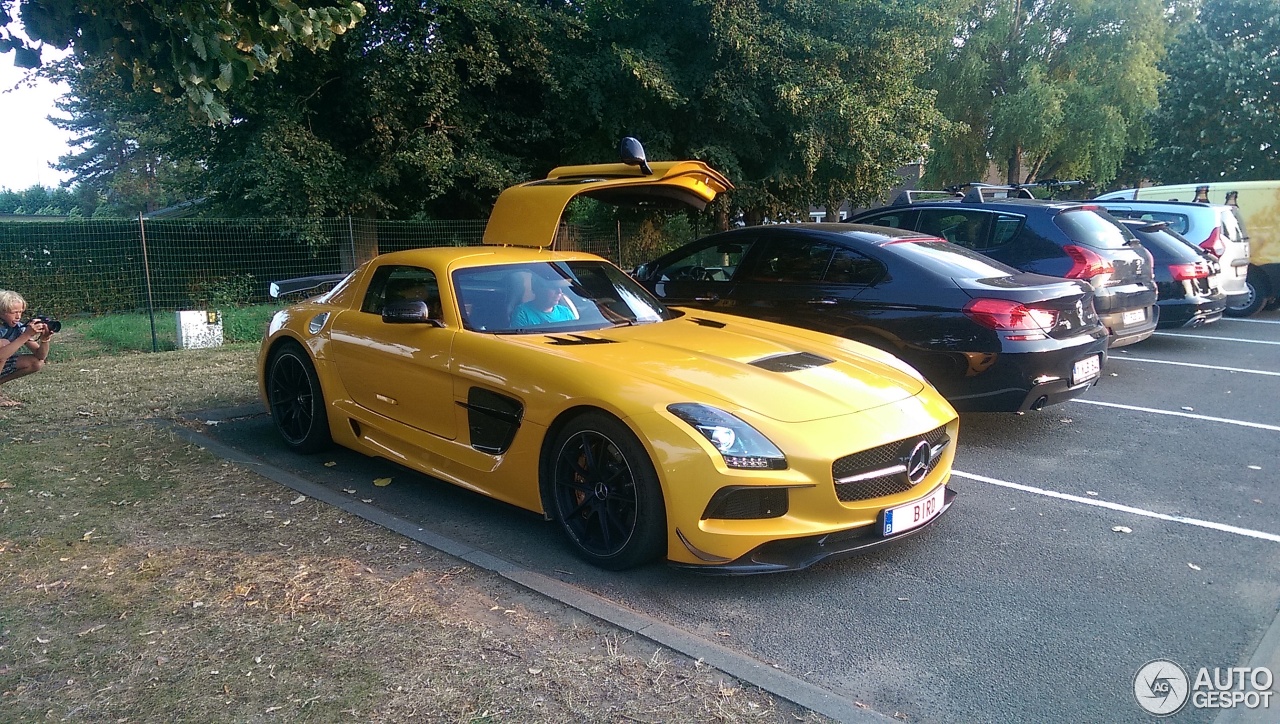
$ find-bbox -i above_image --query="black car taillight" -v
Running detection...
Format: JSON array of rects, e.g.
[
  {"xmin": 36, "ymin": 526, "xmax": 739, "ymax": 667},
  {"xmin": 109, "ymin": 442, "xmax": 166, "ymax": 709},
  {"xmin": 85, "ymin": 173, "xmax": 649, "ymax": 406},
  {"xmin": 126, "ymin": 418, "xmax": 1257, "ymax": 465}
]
[
  {"xmin": 963, "ymin": 298, "xmax": 1059, "ymax": 341},
  {"xmin": 1169, "ymin": 261, "xmax": 1211, "ymax": 281},
  {"xmin": 1063, "ymin": 245, "xmax": 1115, "ymax": 280}
]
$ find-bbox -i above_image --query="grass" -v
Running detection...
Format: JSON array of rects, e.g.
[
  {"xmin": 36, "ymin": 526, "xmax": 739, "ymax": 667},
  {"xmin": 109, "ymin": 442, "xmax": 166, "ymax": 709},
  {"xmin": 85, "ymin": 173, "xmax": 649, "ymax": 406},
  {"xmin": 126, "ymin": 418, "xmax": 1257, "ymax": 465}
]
[
  {"xmin": 0, "ymin": 328, "xmax": 825, "ymax": 722},
  {"xmin": 73, "ymin": 305, "xmax": 282, "ymax": 353}
]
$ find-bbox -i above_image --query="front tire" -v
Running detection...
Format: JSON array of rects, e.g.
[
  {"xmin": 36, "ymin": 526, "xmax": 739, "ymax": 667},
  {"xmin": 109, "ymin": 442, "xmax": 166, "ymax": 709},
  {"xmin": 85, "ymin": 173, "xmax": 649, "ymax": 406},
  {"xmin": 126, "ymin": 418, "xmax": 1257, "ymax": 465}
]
[
  {"xmin": 548, "ymin": 413, "xmax": 667, "ymax": 570},
  {"xmin": 266, "ymin": 342, "xmax": 333, "ymax": 453}
]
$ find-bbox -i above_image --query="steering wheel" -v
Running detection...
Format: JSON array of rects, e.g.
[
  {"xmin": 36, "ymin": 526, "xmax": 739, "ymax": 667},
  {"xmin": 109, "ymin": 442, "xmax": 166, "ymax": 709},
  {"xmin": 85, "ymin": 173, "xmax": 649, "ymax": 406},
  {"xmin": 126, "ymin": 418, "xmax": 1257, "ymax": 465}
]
[{"xmin": 688, "ymin": 266, "xmax": 709, "ymax": 281}]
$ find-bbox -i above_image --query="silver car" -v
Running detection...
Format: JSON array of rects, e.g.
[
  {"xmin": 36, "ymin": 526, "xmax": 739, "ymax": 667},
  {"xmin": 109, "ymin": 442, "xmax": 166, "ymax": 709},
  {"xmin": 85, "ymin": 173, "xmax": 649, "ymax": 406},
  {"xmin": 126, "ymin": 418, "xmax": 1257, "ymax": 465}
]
[{"xmin": 1090, "ymin": 199, "xmax": 1250, "ymax": 313}]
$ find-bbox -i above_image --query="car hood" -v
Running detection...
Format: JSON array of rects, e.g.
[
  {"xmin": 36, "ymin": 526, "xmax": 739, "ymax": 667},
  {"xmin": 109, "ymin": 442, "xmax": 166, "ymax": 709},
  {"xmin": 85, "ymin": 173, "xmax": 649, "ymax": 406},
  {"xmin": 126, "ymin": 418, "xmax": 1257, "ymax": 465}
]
[{"xmin": 503, "ymin": 314, "xmax": 927, "ymax": 423}]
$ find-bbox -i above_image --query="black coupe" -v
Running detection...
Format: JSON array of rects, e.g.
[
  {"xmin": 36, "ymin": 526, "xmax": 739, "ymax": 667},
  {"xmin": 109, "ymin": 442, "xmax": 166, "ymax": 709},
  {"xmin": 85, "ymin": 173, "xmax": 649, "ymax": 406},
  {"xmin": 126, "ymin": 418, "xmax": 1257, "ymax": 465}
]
[{"xmin": 635, "ymin": 224, "xmax": 1110, "ymax": 412}]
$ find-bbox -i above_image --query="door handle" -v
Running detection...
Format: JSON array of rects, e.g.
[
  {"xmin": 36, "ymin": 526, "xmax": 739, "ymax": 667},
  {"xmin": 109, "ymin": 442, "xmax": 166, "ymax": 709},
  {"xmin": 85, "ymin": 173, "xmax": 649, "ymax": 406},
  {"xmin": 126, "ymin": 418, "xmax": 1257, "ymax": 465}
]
[
  {"xmin": 807, "ymin": 298, "xmax": 838, "ymax": 305},
  {"xmin": 693, "ymin": 294, "xmax": 720, "ymax": 302}
]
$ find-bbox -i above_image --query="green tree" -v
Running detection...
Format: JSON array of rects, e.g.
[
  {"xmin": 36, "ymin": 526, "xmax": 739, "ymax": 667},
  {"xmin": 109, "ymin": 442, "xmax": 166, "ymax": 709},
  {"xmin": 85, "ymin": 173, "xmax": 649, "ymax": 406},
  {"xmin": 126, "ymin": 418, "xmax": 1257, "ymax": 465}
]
[
  {"xmin": 923, "ymin": 0, "xmax": 1170, "ymax": 189},
  {"xmin": 550, "ymin": 0, "xmax": 954, "ymax": 224},
  {"xmin": 48, "ymin": 57, "xmax": 205, "ymax": 217},
  {"xmin": 1144, "ymin": 0, "xmax": 1280, "ymax": 183},
  {"xmin": 2, "ymin": 0, "xmax": 365, "ymax": 122}
]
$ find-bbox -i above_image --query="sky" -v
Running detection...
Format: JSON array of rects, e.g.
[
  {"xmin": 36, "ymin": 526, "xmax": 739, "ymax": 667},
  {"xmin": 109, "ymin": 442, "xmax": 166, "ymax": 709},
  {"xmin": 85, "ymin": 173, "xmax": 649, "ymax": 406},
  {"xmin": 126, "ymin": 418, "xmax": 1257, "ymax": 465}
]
[{"xmin": 0, "ymin": 49, "xmax": 75, "ymax": 193}]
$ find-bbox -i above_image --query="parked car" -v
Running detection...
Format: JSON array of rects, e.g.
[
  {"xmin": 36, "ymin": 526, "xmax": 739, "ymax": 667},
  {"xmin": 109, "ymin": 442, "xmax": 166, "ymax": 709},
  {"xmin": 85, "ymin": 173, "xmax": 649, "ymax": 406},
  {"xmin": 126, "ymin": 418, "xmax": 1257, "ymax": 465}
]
[
  {"xmin": 1090, "ymin": 199, "xmax": 1249, "ymax": 312},
  {"xmin": 635, "ymin": 224, "xmax": 1108, "ymax": 413},
  {"xmin": 259, "ymin": 144, "xmax": 959, "ymax": 574},
  {"xmin": 1115, "ymin": 219, "xmax": 1226, "ymax": 328},
  {"xmin": 1096, "ymin": 181, "xmax": 1279, "ymax": 316},
  {"xmin": 848, "ymin": 186, "xmax": 1159, "ymax": 347}
]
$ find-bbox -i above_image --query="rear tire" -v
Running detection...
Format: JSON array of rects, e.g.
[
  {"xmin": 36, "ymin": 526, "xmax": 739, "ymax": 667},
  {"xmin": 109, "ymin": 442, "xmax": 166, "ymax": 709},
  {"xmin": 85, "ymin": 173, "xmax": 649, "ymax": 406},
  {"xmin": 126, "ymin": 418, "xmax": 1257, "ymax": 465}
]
[
  {"xmin": 266, "ymin": 342, "xmax": 333, "ymax": 453},
  {"xmin": 547, "ymin": 412, "xmax": 667, "ymax": 570},
  {"xmin": 1225, "ymin": 268, "xmax": 1271, "ymax": 318}
]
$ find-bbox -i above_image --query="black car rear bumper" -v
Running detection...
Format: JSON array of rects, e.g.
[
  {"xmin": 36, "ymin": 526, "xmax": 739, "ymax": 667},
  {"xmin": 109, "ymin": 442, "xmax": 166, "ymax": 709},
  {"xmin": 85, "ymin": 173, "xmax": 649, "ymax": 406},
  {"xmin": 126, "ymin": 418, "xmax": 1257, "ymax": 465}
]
[
  {"xmin": 1100, "ymin": 305, "xmax": 1159, "ymax": 347},
  {"xmin": 1157, "ymin": 294, "xmax": 1227, "ymax": 329},
  {"xmin": 931, "ymin": 333, "xmax": 1109, "ymax": 413},
  {"xmin": 670, "ymin": 487, "xmax": 957, "ymax": 575}
]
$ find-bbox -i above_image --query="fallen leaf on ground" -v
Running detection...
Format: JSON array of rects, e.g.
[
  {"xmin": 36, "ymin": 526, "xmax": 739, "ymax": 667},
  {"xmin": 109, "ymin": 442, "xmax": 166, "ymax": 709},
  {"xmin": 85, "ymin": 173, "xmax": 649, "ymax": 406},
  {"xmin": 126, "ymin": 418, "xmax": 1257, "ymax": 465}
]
[
  {"xmin": 289, "ymin": 495, "xmax": 306, "ymax": 505},
  {"xmin": 1188, "ymin": 563, "xmax": 1201, "ymax": 571},
  {"xmin": 373, "ymin": 477, "xmax": 392, "ymax": 487},
  {"xmin": 1112, "ymin": 526, "xmax": 1132, "ymax": 534},
  {"xmin": 324, "ymin": 461, "xmax": 337, "ymax": 467}
]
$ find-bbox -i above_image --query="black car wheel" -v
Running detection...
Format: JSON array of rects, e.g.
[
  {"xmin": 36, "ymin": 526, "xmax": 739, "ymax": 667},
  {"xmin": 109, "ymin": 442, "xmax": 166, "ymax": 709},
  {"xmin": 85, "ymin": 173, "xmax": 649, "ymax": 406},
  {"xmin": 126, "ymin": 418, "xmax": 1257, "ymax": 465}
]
[
  {"xmin": 1225, "ymin": 270, "xmax": 1272, "ymax": 318},
  {"xmin": 267, "ymin": 342, "xmax": 332, "ymax": 453},
  {"xmin": 549, "ymin": 413, "xmax": 666, "ymax": 570}
]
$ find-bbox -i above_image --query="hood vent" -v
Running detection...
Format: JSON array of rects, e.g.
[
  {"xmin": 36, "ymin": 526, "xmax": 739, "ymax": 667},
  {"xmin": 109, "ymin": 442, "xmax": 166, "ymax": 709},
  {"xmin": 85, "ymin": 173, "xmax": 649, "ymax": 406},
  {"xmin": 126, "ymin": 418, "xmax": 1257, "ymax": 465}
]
[
  {"xmin": 749, "ymin": 352, "xmax": 835, "ymax": 373},
  {"xmin": 546, "ymin": 334, "xmax": 618, "ymax": 346},
  {"xmin": 689, "ymin": 317, "xmax": 727, "ymax": 328}
]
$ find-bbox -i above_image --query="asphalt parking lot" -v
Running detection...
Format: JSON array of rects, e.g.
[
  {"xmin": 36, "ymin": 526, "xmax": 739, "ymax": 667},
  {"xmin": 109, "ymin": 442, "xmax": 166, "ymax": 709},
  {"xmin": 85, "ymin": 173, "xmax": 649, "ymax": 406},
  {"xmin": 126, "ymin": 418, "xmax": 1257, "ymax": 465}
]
[{"xmin": 196, "ymin": 309, "xmax": 1280, "ymax": 723}]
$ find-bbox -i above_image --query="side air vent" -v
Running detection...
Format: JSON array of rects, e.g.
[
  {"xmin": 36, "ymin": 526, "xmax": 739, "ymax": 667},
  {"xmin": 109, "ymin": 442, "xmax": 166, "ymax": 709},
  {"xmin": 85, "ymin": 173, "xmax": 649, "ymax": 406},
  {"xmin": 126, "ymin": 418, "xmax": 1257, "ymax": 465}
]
[
  {"xmin": 749, "ymin": 352, "xmax": 835, "ymax": 373},
  {"xmin": 689, "ymin": 317, "xmax": 727, "ymax": 328}
]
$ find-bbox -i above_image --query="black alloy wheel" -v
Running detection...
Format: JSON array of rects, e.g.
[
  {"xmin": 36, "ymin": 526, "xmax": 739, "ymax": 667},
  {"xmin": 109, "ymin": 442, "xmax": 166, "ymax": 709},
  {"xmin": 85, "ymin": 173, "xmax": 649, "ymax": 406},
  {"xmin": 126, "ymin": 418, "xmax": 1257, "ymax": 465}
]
[
  {"xmin": 267, "ymin": 343, "xmax": 332, "ymax": 453},
  {"xmin": 549, "ymin": 413, "xmax": 666, "ymax": 570}
]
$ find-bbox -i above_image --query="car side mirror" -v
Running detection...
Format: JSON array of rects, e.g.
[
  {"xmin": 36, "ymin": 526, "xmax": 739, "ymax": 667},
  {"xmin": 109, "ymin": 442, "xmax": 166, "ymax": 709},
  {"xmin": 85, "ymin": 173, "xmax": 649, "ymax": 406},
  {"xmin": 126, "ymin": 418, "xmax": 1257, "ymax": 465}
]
[
  {"xmin": 633, "ymin": 262, "xmax": 652, "ymax": 281},
  {"xmin": 382, "ymin": 300, "xmax": 444, "ymax": 326},
  {"xmin": 619, "ymin": 137, "xmax": 653, "ymax": 175}
]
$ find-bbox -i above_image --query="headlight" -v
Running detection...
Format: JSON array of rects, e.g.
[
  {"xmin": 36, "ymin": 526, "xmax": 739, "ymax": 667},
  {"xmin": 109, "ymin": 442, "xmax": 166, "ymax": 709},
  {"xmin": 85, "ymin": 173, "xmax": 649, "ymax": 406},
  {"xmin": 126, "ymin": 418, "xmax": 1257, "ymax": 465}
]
[{"xmin": 667, "ymin": 403, "xmax": 787, "ymax": 470}]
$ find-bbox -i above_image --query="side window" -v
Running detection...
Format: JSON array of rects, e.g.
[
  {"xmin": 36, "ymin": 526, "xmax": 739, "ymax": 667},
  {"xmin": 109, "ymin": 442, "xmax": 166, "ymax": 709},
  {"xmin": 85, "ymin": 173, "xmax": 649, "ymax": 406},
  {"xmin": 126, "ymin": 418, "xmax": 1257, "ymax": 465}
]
[
  {"xmin": 824, "ymin": 247, "xmax": 883, "ymax": 285},
  {"xmin": 743, "ymin": 238, "xmax": 836, "ymax": 283},
  {"xmin": 362, "ymin": 265, "xmax": 441, "ymax": 317},
  {"xmin": 858, "ymin": 210, "xmax": 918, "ymax": 230},
  {"xmin": 991, "ymin": 213, "xmax": 1024, "ymax": 246},
  {"xmin": 918, "ymin": 210, "xmax": 993, "ymax": 250},
  {"xmin": 656, "ymin": 237, "xmax": 755, "ymax": 282}
]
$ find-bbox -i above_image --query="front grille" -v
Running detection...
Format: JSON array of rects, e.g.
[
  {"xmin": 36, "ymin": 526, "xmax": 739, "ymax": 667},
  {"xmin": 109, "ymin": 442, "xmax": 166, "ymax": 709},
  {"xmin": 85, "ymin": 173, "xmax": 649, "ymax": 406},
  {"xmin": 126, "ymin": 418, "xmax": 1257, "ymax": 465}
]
[{"xmin": 832, "ymin": 425, "xmax": 949, "ymax": 503}]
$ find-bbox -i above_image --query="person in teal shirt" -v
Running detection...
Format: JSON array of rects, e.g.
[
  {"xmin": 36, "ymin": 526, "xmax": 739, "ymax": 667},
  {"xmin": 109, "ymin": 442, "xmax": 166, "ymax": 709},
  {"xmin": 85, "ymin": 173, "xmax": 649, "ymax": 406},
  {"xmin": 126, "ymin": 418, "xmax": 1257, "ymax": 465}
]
[{"xmin": 512, "ymin": 275, "xmax": 579, "ymax": 327}]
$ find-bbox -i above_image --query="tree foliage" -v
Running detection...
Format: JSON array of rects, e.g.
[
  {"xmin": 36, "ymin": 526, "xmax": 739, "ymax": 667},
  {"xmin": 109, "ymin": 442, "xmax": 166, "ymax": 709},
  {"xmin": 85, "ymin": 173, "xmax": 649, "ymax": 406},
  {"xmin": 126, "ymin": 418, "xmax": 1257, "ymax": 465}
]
[
  {"xmin": 3, "ymin": 0, "xmax": 365, "ymax": 122},
  {"xmin": 923, "ymin": 0, "xmax": 1170, "ymax": 188},
  {"xmin": 1144, "ymin": 0, "xmax": 1280, "ymax": 182},
  {"xmin": 48, "ymin": 0, "xmax": 957, "ymax": 222}
]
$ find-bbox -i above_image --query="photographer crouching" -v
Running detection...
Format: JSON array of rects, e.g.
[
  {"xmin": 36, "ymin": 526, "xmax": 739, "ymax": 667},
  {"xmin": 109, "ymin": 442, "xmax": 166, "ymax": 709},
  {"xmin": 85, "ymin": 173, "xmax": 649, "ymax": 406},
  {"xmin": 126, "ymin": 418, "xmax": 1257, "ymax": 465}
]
[{"xmin": 0, "ymin": 290, "xmax": 58, "ymax": 408}]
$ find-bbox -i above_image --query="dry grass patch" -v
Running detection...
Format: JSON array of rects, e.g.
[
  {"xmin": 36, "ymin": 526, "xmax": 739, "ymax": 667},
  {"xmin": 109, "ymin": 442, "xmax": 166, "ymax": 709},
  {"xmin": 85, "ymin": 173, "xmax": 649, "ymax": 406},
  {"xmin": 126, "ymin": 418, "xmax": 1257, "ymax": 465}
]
[{"xmin": 0, "ymin": 338, "xmax": 826, "ymax": 722}]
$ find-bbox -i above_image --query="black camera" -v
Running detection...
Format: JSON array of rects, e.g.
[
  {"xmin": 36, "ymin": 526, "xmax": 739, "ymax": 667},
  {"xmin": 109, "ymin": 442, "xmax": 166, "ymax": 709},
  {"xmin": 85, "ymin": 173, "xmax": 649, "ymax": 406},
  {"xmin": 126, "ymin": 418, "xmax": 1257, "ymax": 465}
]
[{"xmin": 25, "ymin": 315, "xmax": 62, "ymax": 333}]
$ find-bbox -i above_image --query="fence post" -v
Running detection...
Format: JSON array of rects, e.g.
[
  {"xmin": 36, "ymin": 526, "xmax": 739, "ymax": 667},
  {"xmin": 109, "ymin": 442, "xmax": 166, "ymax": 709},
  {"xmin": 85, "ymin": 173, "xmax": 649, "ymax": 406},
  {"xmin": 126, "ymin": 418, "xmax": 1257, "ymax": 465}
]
[
  {"xmin": 347, "ymin": 216, "xmax": 356, "ymax": 271},
  {"xmin": 138, "ymin": 214, "xmax": 159, "ymax": 353}
]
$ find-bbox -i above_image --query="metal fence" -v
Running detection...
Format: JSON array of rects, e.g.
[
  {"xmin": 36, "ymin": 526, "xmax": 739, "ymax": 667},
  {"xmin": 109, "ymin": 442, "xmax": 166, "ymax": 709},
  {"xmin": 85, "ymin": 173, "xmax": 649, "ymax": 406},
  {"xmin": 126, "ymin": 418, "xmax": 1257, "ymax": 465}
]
[{"xmin": 0, "ymin": 216, "xmax": 640, "ymax": 319}]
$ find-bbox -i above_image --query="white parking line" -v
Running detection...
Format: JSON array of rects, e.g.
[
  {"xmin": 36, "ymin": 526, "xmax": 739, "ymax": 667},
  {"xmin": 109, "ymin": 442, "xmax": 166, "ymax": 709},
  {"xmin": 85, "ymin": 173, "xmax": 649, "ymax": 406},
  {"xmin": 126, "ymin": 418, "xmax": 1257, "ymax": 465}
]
[
  {"xmin": 1111, "ymin": 356, "xmax": 1280, "ymax": 377},
  {"xmin": 1072, "ymin": 399, "xmax": 1280, "ymax": 431},
  {"xmin": 952, "ymin": 470, "xmax": 1280, "ymax": 543},
  {"xmin": 1219, "ymin": 317, "xmax": 1280, "ymax": 325},
  {"xmin": 1154, "ymin": 332, "xmax": 1280, "ymax": 345}
]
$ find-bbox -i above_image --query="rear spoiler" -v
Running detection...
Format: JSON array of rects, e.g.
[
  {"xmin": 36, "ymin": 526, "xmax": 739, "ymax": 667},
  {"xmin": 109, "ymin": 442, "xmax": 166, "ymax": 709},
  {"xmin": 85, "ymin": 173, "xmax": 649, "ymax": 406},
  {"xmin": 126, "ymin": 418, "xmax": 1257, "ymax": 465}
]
[{"xmin": 269, "ymin": 273, "xmax": 348, "ymax": 299}]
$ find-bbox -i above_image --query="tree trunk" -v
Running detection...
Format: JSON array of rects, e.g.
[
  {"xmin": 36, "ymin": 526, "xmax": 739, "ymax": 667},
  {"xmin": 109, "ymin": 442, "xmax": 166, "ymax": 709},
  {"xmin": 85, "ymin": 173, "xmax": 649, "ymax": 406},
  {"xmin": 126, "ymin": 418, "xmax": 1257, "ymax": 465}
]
[
  {"xmin": 824, "ymin": 197, "xmax": 843, "ymax": 222},
  {"xmin": 744, "ymin": 209, "xmax": 765, "ymax": 227},
  {"xmin": 1007, "ymin": 146, "xmax": 1022, "ymax": 187}
]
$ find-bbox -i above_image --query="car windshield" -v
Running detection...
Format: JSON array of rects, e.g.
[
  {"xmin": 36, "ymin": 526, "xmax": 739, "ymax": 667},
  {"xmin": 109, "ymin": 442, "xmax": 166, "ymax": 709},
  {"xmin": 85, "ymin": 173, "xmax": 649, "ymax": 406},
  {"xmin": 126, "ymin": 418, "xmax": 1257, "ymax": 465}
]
[
  {"xmin": 453, "ymin": 260, "xmax": 676, "ymax": 334},
  {"xmin": 1054, "ymin": 208, "xmax": 1133, "ymax": 249}
]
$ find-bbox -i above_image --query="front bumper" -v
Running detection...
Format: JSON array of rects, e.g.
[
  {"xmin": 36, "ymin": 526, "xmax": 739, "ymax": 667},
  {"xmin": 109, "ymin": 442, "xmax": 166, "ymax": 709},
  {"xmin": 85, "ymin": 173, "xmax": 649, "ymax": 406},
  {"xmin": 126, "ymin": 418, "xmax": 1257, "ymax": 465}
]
[{"xmin": 670, "ymin": 486, "xmax": 957, "ymax": 574}]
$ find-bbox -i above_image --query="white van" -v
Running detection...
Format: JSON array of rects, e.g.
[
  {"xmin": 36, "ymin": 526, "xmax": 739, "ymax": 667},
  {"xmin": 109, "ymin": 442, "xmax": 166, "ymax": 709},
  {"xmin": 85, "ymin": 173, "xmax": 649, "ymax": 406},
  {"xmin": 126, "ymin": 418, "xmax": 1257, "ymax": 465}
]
[{"xmin": 1096, "ymin": 181, "xmax": 1280, "ymax": 316}]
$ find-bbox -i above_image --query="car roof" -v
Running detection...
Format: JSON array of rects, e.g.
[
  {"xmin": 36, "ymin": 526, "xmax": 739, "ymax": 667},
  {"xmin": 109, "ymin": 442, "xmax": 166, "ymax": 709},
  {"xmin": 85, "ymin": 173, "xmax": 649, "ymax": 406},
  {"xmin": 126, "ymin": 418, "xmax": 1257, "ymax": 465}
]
[
  {"xmin": 372, "ymin": 246, "xmax": 607, "ymax": 272},
  {"xmin": 721, "ymin": 222, "xmax": 942, "ymax": 246}
]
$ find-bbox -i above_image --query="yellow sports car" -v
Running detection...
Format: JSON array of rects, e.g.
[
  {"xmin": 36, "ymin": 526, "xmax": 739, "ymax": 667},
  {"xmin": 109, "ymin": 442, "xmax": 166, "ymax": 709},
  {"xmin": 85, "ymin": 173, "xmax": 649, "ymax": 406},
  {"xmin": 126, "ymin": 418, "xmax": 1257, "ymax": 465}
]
[{"xmin": 258, "ymin": 142, "xmax": 959, "ymax": 573}]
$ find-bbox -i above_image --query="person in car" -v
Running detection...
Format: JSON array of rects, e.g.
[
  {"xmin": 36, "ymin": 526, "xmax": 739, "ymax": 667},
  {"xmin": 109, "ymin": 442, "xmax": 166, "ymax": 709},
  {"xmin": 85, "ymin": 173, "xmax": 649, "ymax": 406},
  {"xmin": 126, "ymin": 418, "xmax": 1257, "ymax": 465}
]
[{"xmin": 512, "ymin": 275, "xmax": 579, "ymax": 326}]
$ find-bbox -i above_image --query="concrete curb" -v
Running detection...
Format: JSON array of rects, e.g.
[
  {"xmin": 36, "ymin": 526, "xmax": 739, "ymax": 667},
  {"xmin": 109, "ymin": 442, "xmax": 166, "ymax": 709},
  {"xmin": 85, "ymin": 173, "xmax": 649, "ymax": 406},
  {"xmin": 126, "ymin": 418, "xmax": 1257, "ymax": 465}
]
[{"xmin": 164, "ymin": 416, "xmax": 892, "ymax": 723}]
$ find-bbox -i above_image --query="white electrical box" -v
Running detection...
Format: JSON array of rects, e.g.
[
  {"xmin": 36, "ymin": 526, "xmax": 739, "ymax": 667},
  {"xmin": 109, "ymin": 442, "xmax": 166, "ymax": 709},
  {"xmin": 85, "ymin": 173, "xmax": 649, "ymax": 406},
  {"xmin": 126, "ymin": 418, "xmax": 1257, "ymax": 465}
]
[{"xmin": 176, "ymin": 310, "xmax": 224, "ymax": 349}]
